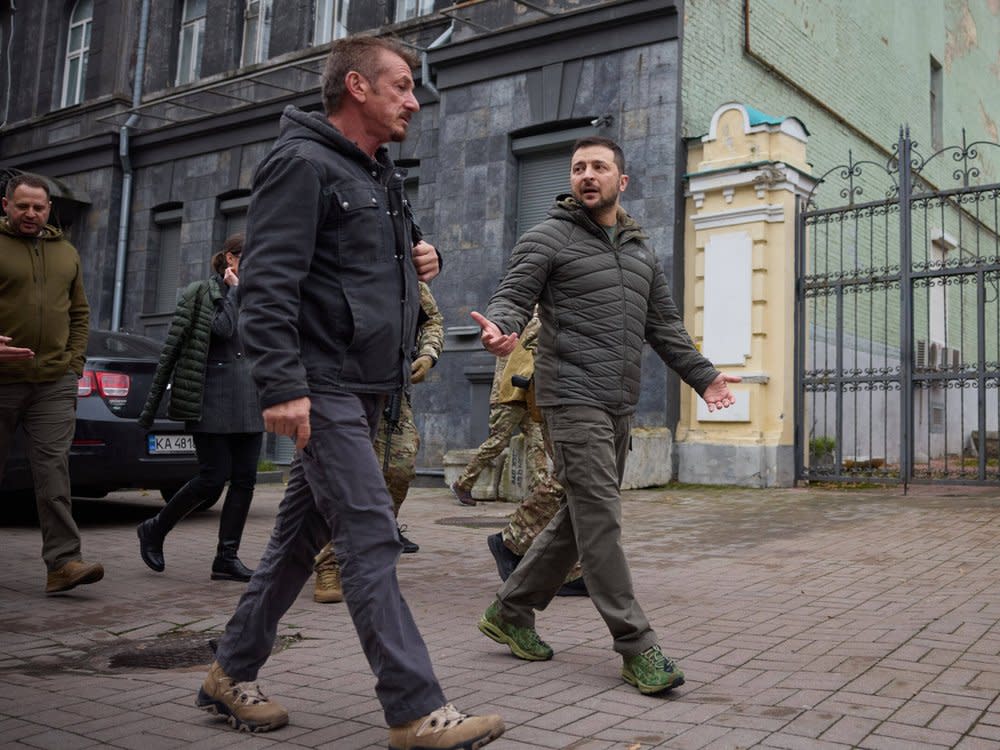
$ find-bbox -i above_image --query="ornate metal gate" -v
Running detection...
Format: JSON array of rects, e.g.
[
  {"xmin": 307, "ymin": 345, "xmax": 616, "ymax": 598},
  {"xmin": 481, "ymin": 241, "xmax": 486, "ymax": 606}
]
[{"xmin": 795, "ymin": 128, "xmax": 1000, "ymax": 486}]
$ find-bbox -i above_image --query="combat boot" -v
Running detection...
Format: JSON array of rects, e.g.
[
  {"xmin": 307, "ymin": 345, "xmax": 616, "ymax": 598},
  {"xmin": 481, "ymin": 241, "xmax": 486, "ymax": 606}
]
[
  {"xmin": 45, "ymin": 559, "xmax": 104, "ymax": 593},
  {"xmin": 313, "ymin": 543, "xmax": 343, "ymax": 603},
  {"xmin": 450, "ymin": 481, "xmax": 476, "ymax": 506},
  {"xmin": 388, "ymin": 703, "xmax": 504, "ymax": 750},
  {"xmin": 397, "ymin": 523, "xmax": 419, "ymax": 553},
  {"xmin": 196, "ymin": 661, "xmax": 289, "ymax": 733},
  {"xmin": 486, "ymin": 532, "xmax": 521, "ymax": 581}
]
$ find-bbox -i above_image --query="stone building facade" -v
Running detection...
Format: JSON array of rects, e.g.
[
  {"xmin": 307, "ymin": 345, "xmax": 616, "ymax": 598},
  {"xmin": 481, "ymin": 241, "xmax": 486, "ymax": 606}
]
[{"xmin": 0, "ymin": 0, "xmax": 685, "ymax": 470}]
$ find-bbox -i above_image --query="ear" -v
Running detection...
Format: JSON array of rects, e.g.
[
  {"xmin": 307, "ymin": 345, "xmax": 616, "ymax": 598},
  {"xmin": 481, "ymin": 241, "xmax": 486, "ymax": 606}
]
[
  {"xmin": 344, "ymin": 71, "xmax": 368, "ymax": 102},
  {"xmin": 618, "ymin": 174, "xmax": 629, "ymax": 193}
]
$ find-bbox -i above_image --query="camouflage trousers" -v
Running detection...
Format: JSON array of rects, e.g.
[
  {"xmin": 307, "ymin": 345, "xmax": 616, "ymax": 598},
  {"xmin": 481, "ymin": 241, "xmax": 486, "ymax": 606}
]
[
  {"xmin": 372, "ymin": 393, "xmax": 419, "ymax": 517},
  {"xmin": 499, "ymin": 416, "xmax": 583, "ymax": 583},
  {"xmin": 455, "ymin": 402, "xmax": 548, "ymax": 492},
  {"xmin": 316, "ymin": 395, "xmax": 418, "ymax": 569}
]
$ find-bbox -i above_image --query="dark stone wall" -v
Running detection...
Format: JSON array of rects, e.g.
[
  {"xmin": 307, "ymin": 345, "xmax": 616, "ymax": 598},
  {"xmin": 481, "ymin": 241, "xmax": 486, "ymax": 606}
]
[{"xmin": 0, "ymin": 0, "xmax": 682, "ymax": 470}]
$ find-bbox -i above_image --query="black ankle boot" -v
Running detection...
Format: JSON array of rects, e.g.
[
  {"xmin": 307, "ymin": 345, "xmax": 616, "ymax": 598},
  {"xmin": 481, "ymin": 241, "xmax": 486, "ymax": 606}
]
[
  {"xmin": 137, "ymin": 518, "xmax": 165, "ymax": 572},
  {"xmin": 211, "ymin": 542, "xmax": 254, "ymax": 581}
]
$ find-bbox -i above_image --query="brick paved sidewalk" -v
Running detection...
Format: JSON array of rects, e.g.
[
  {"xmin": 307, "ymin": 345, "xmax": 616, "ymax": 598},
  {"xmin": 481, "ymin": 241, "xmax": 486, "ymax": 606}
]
[{"xmin": 1, "ymin": 482, "xmax": 999, "ymax": 749}]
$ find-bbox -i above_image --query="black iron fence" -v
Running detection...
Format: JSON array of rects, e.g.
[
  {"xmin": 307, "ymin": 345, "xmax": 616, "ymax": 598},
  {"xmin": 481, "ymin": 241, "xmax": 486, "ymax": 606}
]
[{"xmin": 796, "ymin": 129, "xmax": 1000, "ymax": 487}]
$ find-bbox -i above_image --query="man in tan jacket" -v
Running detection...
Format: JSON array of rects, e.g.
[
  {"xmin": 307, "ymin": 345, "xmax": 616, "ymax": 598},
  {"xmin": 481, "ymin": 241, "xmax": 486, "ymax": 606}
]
[{"xmin": 0, "ymin": 173, "xmax": 102, "ymax": 594}]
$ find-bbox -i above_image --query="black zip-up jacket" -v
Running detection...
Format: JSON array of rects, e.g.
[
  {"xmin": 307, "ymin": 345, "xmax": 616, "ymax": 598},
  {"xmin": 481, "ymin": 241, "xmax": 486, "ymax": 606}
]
[
  {"xmin": 238, "ymin": 106, "xmax": 420, "ymax": 409},
  {"xmin": 485, "ymin": 196, "xmax": 720, "ymax": 415}
]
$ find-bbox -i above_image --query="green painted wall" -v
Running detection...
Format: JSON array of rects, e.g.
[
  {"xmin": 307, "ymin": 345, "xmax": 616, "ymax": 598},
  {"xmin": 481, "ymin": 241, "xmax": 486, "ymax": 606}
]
[
  {"xmin": 682, "ymin": 0, "xmax": 1000, "ymax": 191},
  {"xmin": 683, "ymin": 0, "xmax": 1000, "ymax": 463}
]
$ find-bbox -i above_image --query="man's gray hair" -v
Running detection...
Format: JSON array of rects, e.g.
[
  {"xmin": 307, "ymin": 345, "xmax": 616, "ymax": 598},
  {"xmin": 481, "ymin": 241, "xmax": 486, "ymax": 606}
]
[{"xmin": 321, "ymin": 35, "xmax": 418, "ymax": 115}]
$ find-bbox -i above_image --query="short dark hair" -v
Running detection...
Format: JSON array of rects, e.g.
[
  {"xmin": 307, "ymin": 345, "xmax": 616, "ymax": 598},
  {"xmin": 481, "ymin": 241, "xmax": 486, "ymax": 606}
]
[
  {"xmin": 321, "ymin": 35, "xmax": 418, "ymax": 115},
  {"xmin": 211, "ymin": 233, "xmax": 244, "ymax": 275},
  {"xmin": 572, "ymin": 136, "xmax": 626, "ymax": 175},
  {"xmin": 5, "ymin": 173, "xmax": 51, "ymax": 201}
]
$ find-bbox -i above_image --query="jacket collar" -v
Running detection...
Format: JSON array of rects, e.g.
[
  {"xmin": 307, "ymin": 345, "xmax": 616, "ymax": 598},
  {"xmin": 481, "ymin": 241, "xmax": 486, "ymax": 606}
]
[
  {"xmin": 551, "ymin": 195, "xmax": 648, "ymax": 244},
  {"xmin": 0, "ymin": 217, "xmax": 63, "ymax": 241}
]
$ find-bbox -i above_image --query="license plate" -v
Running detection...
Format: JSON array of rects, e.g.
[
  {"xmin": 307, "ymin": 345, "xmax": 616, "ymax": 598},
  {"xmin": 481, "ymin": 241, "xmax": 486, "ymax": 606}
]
[{"xmin": 148, "ymin": 434, "xmax": 195, "ymax": 454}]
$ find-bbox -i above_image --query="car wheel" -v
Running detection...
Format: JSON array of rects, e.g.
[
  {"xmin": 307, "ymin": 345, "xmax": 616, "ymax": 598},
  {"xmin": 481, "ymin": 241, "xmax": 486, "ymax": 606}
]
[
  {"xmin": 159, "ymin": 487, "xmax": 181, "ymax": 502},
  {"xmin": 73, "ymin": 488, "xmax": 109, "ymax": 499},
  {"xmin": 160, "ymin": 486, "xmax": 220, "ymax": 512},
  {"xmin": 194, "ymin": 495, "xmax": 220, "ymax": 512}
]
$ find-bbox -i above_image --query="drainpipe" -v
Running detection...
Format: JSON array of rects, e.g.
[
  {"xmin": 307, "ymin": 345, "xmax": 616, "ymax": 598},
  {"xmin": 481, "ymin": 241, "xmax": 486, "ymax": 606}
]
[
  {"xmin": 111, "ymin": 0, "xmax": 151, "ymax": 331},
  {"xmin": 421, "ymin": 22, "xmax": 453, "ymax": 101}
]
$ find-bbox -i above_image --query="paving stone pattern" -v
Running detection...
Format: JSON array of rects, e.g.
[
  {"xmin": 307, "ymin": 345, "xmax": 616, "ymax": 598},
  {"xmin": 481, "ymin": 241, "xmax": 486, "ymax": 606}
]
[{"xmin": 1, "ymin": 483, "xmax": 999, "ymax": 749}]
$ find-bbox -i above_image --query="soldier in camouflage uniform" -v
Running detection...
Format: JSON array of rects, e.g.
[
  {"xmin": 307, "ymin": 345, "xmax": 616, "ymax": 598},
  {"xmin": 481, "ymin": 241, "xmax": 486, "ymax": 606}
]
[
  {"xmin": 450, "ymin": 316, "xmax": 548, "ymax": 506},
  {"xmin": 485, "ymin": 320, "xmax": 586, "ymax": 596},
  {"xmin": 314, "ymin": 282, "xmax": 444, "ymax": 603}
]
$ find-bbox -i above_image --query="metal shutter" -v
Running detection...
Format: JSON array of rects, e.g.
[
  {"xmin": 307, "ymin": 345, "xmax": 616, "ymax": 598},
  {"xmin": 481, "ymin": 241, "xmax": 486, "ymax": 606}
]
[
  {"xmin": 273, "ymin": 435, "xmax": 296, "ymax": 465},
  {"xmin": 516, "ymin": 148, "xmax": 571, "ymax": 236},
  {"xmin": 155, "ymin": 221, "xmax": 181, "ymax": 312}
]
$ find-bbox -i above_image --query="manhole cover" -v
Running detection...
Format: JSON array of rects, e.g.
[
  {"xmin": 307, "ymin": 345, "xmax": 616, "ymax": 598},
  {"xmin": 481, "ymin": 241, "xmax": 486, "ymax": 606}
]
[
  {"xmin": 107, "ymin": 631, "xmax": 301, "ymax": 670},
  {"xmin": 436, "ymin": 516, "xmax": 509, "ymax": 529},
  {"xmin": 108, "ymin": 632, "xmax": 216, "ymax": 670}
]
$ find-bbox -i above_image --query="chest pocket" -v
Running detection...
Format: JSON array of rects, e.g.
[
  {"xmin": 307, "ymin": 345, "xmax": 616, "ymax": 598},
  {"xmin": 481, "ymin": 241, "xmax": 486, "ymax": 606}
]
[{"xmin": 330, "ymin": 185, "xmax": 393, "ymax": 265}]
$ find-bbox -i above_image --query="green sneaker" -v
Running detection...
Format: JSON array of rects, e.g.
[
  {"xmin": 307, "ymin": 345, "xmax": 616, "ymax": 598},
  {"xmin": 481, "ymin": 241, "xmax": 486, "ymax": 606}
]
[
  {"xmin": 621, "ymin": 645, "xmax": 685, "ymax": 694},
  {"xmin": 478, "ymin": 601, "xmax": 553, "ymax": 661}
]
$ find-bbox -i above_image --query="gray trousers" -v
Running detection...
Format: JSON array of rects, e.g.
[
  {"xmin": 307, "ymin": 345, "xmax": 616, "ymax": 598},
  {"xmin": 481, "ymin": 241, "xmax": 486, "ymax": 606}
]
[
  {"xmin": 0, "ymin": 373, "xmax": 82, "ymax": 571},
  {"xmin": 496, "ymin": 404, "xmax": 657, "ymax": 657},
  {"xmin": 215, "ymin": 391, "xmax": 445, "ymax": 727}
]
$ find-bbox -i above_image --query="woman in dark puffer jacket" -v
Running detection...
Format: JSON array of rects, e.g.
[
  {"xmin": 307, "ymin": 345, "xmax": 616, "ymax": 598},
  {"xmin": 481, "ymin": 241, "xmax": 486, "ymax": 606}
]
[{"xmin": 136, "ymin": 233, "xmax": 264, "ymax": 581}]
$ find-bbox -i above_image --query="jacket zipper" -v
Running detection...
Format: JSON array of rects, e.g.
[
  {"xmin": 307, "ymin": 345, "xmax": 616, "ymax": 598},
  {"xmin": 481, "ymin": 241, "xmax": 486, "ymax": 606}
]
[
  {"xmin": 32, "ymin": 238, "xmax": 44, "ymax": 376},
  {"xmin": 611, "ymin": 235, "xmax": 628, "ymax": 408},
  {"xmin": 388, "ymin": 182, "xmax": 409, "ymax": 390},
  {"xmin": 589, "ymin": 213, "xmax": 630, "ymax": 408}
]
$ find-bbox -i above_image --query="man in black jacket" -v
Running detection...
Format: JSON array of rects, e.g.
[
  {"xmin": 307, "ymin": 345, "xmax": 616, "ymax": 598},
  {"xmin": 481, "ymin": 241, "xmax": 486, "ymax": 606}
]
[
  {"xmin": 195, "ymin": 36, "xmax": 503, "ymax": 750},
  {"xmin": 472, "ymin": 136, "xmax": 739, "ymax": 695}
]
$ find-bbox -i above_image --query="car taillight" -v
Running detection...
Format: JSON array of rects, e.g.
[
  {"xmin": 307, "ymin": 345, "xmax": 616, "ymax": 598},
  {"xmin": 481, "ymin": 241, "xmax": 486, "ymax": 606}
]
[
  {"xmin": 95, "ymin": 371, "xmax": 130, "ymax": 407},
  {"xmin": 78, "ymin": 371, "xmax": 96, "ymax": 397}
]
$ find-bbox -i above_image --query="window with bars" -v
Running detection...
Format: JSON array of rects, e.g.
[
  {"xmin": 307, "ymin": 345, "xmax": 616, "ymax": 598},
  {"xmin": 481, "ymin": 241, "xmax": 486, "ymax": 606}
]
[
  {"xmin": 61, "ymin": 0, "xmax": 92, "ymax": 107},
  {"xmin": 241, "ymin": 0, "xmax": 273, "ymax": 66},
  {"xmin": 314, "ymin": 0, "xmax": 350, "ymax": 45},
  {"xmin": 153, "ymin": 207, "xmax": 183, "ymax": 313},
  {"xmin": 176, "ymin": 0, "xmax": 206, "ymax": 85},
  {"xmin": 219, "ymin": 193, "xmax": 250, "ymax": 239}
]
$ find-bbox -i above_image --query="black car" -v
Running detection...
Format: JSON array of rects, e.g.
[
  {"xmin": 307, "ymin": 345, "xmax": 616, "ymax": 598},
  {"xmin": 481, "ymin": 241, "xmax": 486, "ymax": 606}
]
[{"xmin": 0, "ymin": 330, "xmax": 200, "ymax": 502}]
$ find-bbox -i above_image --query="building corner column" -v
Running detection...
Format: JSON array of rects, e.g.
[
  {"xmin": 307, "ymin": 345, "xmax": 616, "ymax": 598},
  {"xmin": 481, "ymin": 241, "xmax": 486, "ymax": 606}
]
[{"xmin": 675, "ymin": 102, "xmax": 817, "ymax": 487}]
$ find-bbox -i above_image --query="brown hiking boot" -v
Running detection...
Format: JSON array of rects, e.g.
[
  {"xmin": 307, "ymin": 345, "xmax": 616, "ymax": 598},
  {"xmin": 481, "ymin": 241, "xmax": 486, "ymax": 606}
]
[
  {"xmin": 45, "ymin": 559, "xmax": 104, "ymax": 593},
  {"xmin": 313, "ymin": 543, "xmax": 343, "ymax": 603},
  {"xmin": 388, "ymin": 703, "xmax": 504, "ymax": 750},
  {"xmin": 196, "ymin": 661, "xmax": 289, "ymax": 733}
]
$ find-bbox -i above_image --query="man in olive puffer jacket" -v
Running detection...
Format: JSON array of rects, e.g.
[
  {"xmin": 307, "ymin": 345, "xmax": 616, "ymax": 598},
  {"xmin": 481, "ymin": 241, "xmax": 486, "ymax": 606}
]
[
  {"xmin": 0, "ymin": 173, "xmax": 103, "ymax": 594},
  {"xmin": 474, "ymin": 136, "xmax": 740, "ymax": 695}
]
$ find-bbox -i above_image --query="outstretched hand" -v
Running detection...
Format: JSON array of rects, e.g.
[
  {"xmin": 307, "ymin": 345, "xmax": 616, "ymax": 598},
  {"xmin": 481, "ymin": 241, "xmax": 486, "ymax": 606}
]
[
  {"xmin": 470, "ymin": 311, "xmax": 518, "ymax": 356},
  {"xmin": 702, "ymin": 373, "xmax": 741, "ymax": 412},
  {"xmin": 0, "ymin": 335, "xmax": 34, "ymax": 362}
]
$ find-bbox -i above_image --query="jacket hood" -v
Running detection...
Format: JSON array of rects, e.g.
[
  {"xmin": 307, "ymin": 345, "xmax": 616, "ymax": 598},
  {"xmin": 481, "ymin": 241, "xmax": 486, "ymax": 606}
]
[
  {"xmin": 274, "ymin": 105, "xmax": 392, "ymax": 169},
  {"xmin": 0, "ymin": 217, "xmax": 63, "ymax": 241},
  {"xmin": 551, "ymin": 195, "xmax": 647, "ymax": 243}
]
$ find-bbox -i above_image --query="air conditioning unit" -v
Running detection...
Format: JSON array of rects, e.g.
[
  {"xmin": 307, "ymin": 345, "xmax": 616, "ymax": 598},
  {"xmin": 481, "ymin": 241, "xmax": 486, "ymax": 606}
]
[
  {"xmin": 915, "ymin": 339, "xmax": 928, "ymax": 370},
  {"xmin": 928, "ymin": 341, "xmax": 941, "ymax": 371}
]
